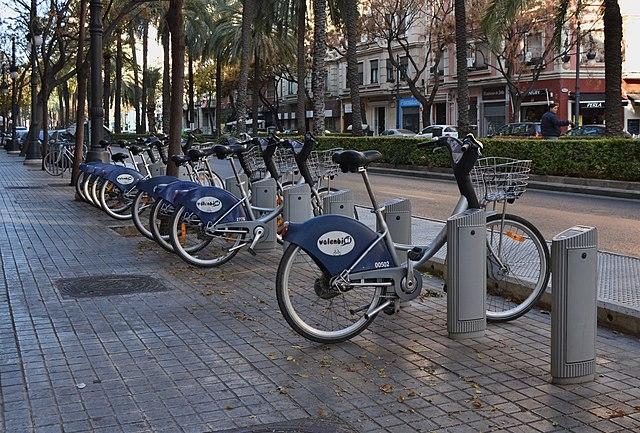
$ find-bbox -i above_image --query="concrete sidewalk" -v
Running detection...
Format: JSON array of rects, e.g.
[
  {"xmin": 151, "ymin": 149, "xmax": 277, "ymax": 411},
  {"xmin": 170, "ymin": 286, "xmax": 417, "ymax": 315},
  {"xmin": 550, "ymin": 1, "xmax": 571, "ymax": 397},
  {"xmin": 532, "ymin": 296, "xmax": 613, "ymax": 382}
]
[
  {"xmin": 355, "ymin": 207, "xmax": 640, "ymax": 335},
  {"xmin": 1, "ymin": 151, "xmax": 640, "ymax": 433}
]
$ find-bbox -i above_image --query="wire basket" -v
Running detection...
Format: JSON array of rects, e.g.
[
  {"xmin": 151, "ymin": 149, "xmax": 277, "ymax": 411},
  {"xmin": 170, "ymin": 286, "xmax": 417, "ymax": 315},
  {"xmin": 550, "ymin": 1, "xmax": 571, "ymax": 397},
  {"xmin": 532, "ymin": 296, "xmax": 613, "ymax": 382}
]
[
  {"xmin": 239, "ymin": 145, "xmax": 267, "ymax": 180},
  {"xmin": 274, "ymin": 147, "xmax": 298, "ymax": 176},
  {"xmin": 471, "ymin": 157, "xmax": 531, "ymax": 203},
  {"xmin": 308, "ymin": 149, "xmax": 341, "ymax": 180}
]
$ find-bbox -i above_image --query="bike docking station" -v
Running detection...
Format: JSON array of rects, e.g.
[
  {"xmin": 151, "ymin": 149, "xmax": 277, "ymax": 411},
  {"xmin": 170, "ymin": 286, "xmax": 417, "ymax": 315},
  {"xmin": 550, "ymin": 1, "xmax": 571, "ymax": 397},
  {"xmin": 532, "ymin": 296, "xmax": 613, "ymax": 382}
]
[
  {"xmin": 446, "ymin": 209, "xmax": 487, "ymax": 340},
  {"xmin": 377, "ymin": 198, "xmax": 412, "ymax": 263},
  {"xmin": 551, "ymin": 226, "xmax": 598, "ymax": 384},
  {"xmin": 282, "ymin": 184, "xmax": 313, "ymax": 248},
  {"xmin": 322, "ymin": 189, "xmax": 355, "ymax": 218},
  {"xmin": 250, "ymin": 178, "xmax": 278, "ymax": 251}
]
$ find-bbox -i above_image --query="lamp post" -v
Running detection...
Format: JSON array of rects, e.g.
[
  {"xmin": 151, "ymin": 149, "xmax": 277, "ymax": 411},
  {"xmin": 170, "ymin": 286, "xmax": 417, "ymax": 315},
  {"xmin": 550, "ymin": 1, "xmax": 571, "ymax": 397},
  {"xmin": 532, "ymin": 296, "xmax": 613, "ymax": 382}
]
[
  {"xmin": 86, "ymin": 0, "xmax": 109, "ymax": 162},
  {"xmin": 396, "ymin": 54, "xmax": 400, "ymax": 129},
  {"xmin": 7, "ymin": 37, "xmax": 20, "ymax": 154},
  {"xmin": 25, "ymin": 4, "xmax": 43, "ymax": 164}
]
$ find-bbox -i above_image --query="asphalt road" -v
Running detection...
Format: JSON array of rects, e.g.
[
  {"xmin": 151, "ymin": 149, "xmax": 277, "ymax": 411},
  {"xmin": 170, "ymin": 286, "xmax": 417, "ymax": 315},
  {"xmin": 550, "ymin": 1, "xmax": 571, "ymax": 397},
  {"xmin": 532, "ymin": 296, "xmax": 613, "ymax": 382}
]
[
  {"xmin": 210, "ymin": 159, "xmax": 639, "ymax": 257},
  {"xmin": 329, "ymin": 172, "xmax": 640, "ymax": 258}
]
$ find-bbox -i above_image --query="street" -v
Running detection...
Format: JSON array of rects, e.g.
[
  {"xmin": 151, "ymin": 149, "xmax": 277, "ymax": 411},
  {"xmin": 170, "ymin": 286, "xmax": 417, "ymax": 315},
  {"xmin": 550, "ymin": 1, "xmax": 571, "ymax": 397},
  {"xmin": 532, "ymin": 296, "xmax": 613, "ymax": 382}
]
[{"xmin": 332, "ymin": 172, "xmax": 640, "ymax": 257}]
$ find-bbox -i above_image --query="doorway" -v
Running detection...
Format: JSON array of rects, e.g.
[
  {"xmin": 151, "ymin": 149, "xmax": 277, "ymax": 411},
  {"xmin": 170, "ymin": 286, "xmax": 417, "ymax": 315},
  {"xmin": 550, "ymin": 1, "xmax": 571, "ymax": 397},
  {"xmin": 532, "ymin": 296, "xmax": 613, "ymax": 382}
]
[{"xmin": 375, "ymin": 107, "xmax": 386, "ymax": 134}]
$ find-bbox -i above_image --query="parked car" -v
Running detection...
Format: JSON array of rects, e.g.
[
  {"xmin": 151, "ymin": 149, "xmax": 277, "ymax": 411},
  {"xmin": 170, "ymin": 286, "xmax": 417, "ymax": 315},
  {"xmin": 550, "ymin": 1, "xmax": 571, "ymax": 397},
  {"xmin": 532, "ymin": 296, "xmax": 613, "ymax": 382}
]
[
  {"xmin": 565, "ymin": 124, "xmax": 632, "ymax": 138},
  {"xmin": 491, "ymin": 122, "xmax": 541, "ymax": 138},
  {"xmin": 380, "ymin": 128, "xmax": 416, "ymax": 137},
  {"xmin": 416, "ymin": 124, "xmax": 459, "ymax": 139},
  {"xmin": 346, "ymin": 124, "xmax": 374, "ymax": 136}
]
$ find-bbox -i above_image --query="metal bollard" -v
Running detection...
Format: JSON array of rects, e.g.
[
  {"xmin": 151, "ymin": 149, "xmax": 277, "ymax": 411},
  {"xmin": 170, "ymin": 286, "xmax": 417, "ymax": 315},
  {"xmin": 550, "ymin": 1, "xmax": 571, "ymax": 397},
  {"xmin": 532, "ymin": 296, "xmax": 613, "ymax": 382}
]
[
  {"xmin": 148, "ymin": 162, "xmax": 165, "ymax": 177},
  {"xmin": 322, "ymin": 189, "xmax": 354, "ymax": 218},
  {"xmin": 376, "ymin": 198, "xmax": 411, "ymax": 263},
  {"xmin": 250, "ymin": 178, "xmax": 277, "ymax": 251},
  {"xmin": 446, "ymin": 209, "xmax": 486, "ymax": 340},
  {"xmin": 283, "ymin": 184, "xmax": 313, "ymax": 249},
  {"xmin": 551, "ymin": 226, "xmax": 598, "ymax": 384},
  {"xmin": 224, "ymin": 174, "xmax": 249, "ymax": 199}
]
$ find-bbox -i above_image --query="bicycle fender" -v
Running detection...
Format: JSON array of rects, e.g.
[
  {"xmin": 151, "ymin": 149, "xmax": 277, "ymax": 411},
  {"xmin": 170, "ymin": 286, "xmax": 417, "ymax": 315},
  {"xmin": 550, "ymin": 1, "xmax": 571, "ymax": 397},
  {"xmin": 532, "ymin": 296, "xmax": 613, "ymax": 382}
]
[
  {"xmin": 136, "ymin": 175, "xmax": 180, "ymax": 195},
  {"xmin": 104, "ymin": 167, "xmax": 145, "ymax": 192},
  {"xmin": 152, "ymin": 180, "xmax": 200, "ymax": 202},
  {"xmin": 283, "ymin": 215, "xmax": 396, "ymax": 276},
  {"xmin": 175, "ymin": 186, "xmax": 246, "ymax": 224},
  {"xmin": 79, "ymin": 162, "xmax": 105, "ymax": 173}
]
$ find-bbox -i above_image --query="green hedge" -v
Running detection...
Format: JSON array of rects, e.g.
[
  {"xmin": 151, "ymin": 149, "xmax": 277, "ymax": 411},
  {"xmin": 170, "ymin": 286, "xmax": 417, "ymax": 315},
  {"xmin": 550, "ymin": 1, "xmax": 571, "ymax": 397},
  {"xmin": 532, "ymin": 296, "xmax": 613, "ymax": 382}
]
[
  {"xmin": 109, "ymin": 133, "xmax": 640, "ymax": 182},
  {"xmin": 313, "ymin": 137, "xmax": 640, "ymax": 182}
]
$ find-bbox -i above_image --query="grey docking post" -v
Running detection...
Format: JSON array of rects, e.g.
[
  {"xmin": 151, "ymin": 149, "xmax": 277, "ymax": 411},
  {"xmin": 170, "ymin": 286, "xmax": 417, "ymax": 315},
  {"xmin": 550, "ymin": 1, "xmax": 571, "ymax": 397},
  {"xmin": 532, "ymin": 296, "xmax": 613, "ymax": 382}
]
[
  {"xmin": 551, "ymin": 226, "xmax": 598, "ymax": 384},
  {"xmin": 283, "ymin": 184, "xmax": 313, "ymax": 248},
  {"xmin": 224, "ymin": 174, "xmax": 249, "ymax": 199},
  {"xmin": 446, "ymin": 209, "xmax": 486, "ymax": 339},
  {"xmin": 377, "ymin": 198, "xmax": 411, "ymax": 263},
  {"xmin": 322, "ymin": 189, "xmax": 354, "ymax": 218},
  {"xmin": 250, "ymin": 178, "xmax": 277, "ymax": 251}
]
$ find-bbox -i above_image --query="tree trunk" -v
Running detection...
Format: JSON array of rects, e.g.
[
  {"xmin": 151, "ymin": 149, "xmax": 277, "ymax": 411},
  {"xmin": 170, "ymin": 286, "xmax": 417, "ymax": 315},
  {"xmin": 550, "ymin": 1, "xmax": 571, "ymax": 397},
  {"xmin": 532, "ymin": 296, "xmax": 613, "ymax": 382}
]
[
  {"xmin": 454, "ymin": 0, "xmax": 470, "ymax": 135},
  {"xmin": 296, "ymin": 0, "xmax": 306, "ymax": 132},
  {"xmin": 167, "ymin": 0, "xmax": 185, "ymax": 176},
  {"xmin": 252, "ymin": 49, "xmax": 260, "ymax": 133},
  {"xmin": 129, "ymin": 27, "xmax": 141, "ymax": 134},
  {"xmin": 215, "ymin": 53, "xmax": 222, "ymax": 137},
  {"xmin": 188, "ymin": 51, "xmax": 194, "ymax": 129},
  {"xmin": 71, "ymin": 0, "xmax": 88, "ymax": 186},
  {"xmin": 311, "ymin": 0, "xmax": 327, "ymax": 135},
  {"xmin": 103, "ymin": 50, "xmax": 111, "ymax": 129},
  {"xmin": 147, "ymin": 88, "xmax": 156, "ymax": 133},
  {"xmin": 142, "ymin": 22, "xmax": 148, "ymax": 133},
  {"xmin": 236, "ymin": 0, "xmax": 257, "ymax": 133},
  {"xmin": 162, "ymin": 23, "xmax": 171, "ymax": 134},
  {"xmin": 344, "ymin": 0, "xmax": 362, "ymax": 135},
  {"xmin": 62, "ymin": 81, "xmax": 70, "ymax": 126},
  {"xmin": 58, "ymin": 88, "xmax": 64, "ymax": 128},
  {"xmin": 41, "ymin": 87, "xmax": 49, "ymax": 170},
  {"xmin": 114, "ymin": 33, "xmax": 122, "ymax": 133},
  {"xmin": 604, "ymin": 0, "xmax": 623, "ymax": 135}
]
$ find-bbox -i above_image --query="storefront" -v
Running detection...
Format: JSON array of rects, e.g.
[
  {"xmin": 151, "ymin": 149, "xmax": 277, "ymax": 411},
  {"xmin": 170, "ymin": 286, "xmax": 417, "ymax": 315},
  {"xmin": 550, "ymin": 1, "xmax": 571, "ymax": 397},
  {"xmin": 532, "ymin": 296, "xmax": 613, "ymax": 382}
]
[
  {"xmin": 481, "ymin": 86, "xmax": 507, "ymax": 136},
  {"xmin": 399, "ymin": 97, "xmax": 421, "ymax": 132},
  {"xmin": 520, "ymin": 88, "xmax": 552, "ymax": 123}
]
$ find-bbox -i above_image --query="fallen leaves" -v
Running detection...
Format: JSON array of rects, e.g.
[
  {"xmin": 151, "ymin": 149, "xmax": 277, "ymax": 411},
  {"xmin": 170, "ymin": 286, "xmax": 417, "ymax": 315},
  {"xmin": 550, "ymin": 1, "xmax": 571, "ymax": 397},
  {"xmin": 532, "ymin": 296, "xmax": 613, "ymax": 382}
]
[{"xmin": 379, "ymin": 383, "xmax": 394, "ymax": 394}]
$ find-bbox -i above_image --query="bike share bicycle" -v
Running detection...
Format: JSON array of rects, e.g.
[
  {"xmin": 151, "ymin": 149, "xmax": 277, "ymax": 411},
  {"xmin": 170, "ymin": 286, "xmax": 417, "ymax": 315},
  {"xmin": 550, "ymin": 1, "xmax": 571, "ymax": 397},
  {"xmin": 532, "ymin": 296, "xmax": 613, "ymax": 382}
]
[{"xmin": 275, "ymin": 134, "xmax": 550, "ymax": 344}]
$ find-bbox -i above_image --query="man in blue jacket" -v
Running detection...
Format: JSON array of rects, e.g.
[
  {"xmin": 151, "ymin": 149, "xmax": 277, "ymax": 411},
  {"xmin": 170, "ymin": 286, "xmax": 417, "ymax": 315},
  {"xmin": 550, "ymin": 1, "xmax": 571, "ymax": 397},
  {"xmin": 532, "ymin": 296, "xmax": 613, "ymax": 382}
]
[{"xmin": 540, "ymin": 103, "xmax": 574, "ymax": 139}]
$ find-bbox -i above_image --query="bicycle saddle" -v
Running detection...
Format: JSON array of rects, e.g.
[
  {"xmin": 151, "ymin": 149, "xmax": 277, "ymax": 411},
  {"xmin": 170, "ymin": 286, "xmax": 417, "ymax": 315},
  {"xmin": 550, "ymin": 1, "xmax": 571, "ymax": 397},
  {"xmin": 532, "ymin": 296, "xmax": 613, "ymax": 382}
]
[
  {"xmin": 170, "ymin": 155, "xmax": 191, "ymax": 165},
  {"xmin": 332, "ymin": 150, "xmax": 382, "ymax": 173},
  {"xmin": 112, "ymin": 153, "xmax": 129, "ymax": 163},
  {"xmin": 129, "ymin": 145, "xmax": 149, "ymax": 155}
]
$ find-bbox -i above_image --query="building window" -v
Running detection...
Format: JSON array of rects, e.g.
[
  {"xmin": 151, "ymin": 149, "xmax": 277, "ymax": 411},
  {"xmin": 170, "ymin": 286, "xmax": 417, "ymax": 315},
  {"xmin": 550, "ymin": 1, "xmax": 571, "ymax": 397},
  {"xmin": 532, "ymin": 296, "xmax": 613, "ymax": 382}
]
[
  {"xmin": 399, "ymin": 56, "xmax": 409, "ymax": 81},
  {"xmin": 287, "ymin": 80, "xmax": 296, "ymax": 95},
  {"xmin": 386, "ymin": 58, "xmax": 395, "ymax": 82},
  {"xmin": 357, "ymin": 62, "xmax": 364, "ymax": 85},
  {"xmin": 628, "ymin": 119, "xmax": 639, "ymax": 136},
  {"xmin": 467, "ymin": 43, "xmax": 489, "ymax": 70},
  {"xmin": 524, "ymin": 33, "xmax": 544, "ymax": 63},
  {"xmin": 370, "ymin": 59, "xmax": 378, "ymax": 84},
  {"xmin": 437, "ymin": 49, "xmax": 447, "ymax": 76}
]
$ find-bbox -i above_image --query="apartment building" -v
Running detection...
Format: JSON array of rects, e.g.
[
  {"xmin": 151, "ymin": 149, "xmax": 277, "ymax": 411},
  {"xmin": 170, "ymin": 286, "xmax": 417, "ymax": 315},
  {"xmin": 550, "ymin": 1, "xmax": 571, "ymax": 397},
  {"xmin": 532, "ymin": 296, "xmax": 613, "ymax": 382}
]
[{"xmin": 272, "ymin": 1, "xmax": 640, "ymax": 136}]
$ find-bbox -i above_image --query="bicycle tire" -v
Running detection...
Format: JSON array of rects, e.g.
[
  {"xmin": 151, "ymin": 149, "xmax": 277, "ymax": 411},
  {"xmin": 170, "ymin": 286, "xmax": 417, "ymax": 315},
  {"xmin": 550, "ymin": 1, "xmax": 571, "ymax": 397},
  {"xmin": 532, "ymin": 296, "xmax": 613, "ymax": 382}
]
[
  {"xmin": 132, "ymin": 191, "xmax": 155, "ymax": 240},
  {"xmin": 149, "ymin": 199, "xmax": 176, "ymax": 252},
  {"xmin": 44, "ymin": 150, "xmax": 64, "ymax": 176},
  {"xmin": 485, "ymin": 213, "xmax": 550, "ymax": 322},
  {"xmin": 276, "ymin": 244, "xmax": 383, "ymax": 344},
  {"xmin": 169, "ymin": 205, "xmax": 243, "ymax": 267},
  {"xmin": 75, "ymin": 171, "xmax": 88, "ymax": 201},
  {"xmin": 99, "ymin": 181, "xmax": 133, "ymax": 220}
]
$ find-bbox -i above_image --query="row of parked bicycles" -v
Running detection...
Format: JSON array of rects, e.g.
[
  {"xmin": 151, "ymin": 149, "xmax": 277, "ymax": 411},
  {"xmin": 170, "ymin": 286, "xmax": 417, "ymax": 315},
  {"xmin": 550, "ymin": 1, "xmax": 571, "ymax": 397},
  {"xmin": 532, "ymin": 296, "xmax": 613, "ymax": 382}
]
[{"xmin": 73, "ymin": 132, "xmax": 551, "ymax": 344}]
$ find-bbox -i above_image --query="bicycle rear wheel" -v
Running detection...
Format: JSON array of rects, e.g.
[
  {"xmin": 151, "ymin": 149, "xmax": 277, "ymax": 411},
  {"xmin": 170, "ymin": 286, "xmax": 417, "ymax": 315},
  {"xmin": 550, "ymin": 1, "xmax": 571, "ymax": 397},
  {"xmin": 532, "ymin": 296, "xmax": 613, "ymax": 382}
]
[
  {"xmin": 132, "ymin": 191, "xmax": 155, "ymax": 239},
  {"xmin": 149, "ymin": 199, "xmax": 176, "ymax": 252},
  {"xmin": 99, "ymin": 181, "xmax": 133, "ymax": 220},
  {"xmin": 276, "ymin": 244, "xmax": 383, "ymax": 344},
  {"xmin": 485, "ymin": 213, "xmax": 550, "ymax": 322},
  {"xmin": 44, "ymin": 150, "xmax": 65, "ymax": 176}
]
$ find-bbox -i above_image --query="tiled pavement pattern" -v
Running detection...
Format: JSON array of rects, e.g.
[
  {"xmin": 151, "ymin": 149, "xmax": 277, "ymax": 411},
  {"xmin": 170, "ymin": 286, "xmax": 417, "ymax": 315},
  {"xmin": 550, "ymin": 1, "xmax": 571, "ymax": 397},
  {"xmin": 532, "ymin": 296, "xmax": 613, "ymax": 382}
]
[{"xmin": 1, "ymin": 153, "xmax": 640, "ymax": 433}]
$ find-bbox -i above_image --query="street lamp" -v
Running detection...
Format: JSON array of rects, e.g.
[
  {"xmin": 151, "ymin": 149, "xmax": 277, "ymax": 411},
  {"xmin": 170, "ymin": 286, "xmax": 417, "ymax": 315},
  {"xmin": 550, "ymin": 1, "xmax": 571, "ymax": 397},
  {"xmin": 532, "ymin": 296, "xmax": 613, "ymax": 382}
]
[
  {"xmin": 6, "ymin": 37, "xmax": 20, "ymax": 154},
  {"xmin": 86, "ymin": 0, "xmax": 109, "ymax": 163},
  {"xmin": 25, "ymin": 12, "xmax": 44, "ymax": 164}
]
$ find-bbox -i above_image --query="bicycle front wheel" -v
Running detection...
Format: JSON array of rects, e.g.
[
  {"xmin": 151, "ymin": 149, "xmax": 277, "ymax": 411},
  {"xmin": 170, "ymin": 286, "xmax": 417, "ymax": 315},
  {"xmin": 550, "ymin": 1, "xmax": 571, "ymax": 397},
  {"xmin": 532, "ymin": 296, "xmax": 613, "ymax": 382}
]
[
  {"xmin": 44, "ymin": 150, "xmax": 65, "ymax": 176},
  {"xmin": 485, "ymin": 213, "xmax": 550, "ymax": 322},
  {"xmin": 276, "ymin": 244, "xmax": 383, "ymax": 344}
]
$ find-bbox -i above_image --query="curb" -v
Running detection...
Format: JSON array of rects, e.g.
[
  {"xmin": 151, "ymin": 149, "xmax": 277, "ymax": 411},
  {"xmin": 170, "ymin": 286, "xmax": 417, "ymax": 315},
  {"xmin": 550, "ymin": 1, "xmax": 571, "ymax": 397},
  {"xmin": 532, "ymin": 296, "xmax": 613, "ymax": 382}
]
[
  {"xmin": 368, "ymin": 165, "xmax": 640, "ymax": 200},
  {"xmin": 419, "ymin": 258, "xmax": 640, "ymax": 336}
]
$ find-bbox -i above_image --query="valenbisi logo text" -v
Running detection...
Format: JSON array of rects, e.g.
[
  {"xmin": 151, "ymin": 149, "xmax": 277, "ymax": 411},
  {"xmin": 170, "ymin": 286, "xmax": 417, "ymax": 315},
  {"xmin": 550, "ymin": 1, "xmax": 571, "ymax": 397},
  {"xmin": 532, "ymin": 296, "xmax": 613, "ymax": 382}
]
[
  {"xmin": 317, "ymin": 231, "xmax": 355, "ymax": 256},
  {"xmin": 116, "ymin": 174, "xmax": 135, "ymax": 185},
  {"xmin": 196, "ymin": 196, "xmax": 223, "ymax": 213}
]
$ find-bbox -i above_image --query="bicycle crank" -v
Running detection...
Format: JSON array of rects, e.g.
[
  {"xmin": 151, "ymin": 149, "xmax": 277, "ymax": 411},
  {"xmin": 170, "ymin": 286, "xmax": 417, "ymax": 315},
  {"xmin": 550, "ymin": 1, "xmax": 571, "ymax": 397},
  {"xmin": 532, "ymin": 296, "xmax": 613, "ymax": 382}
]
[{"xmin": 396, "ymin": 271, "xmax": 423, "ymax": 301}]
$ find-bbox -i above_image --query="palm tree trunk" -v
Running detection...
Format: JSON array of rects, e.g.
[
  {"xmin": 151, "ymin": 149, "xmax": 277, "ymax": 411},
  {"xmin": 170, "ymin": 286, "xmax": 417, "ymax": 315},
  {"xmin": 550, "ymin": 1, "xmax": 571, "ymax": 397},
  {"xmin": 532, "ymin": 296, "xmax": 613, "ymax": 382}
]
[
  {"xmin": 252, "ymin": 49, "xmax": 260, "ymax": 133},
  {"xmin": 188, "ymin": 51, "xmax": 194, "ymax": 129},
  {"xmin": 215, "ymin": 53, "xmax": 222, "ymax": 137},
  {"xmin": 103, "ymin": 50, "xmax": 111, "ymax": 129},
  {"xmin": 296, "ymin": 0, "xmax": 306, "ymax": 132},
  {"xmin": 454, "ymin": 0, "xmax": 470, "ymax": 135},
  {"xmin": 162, "ymin": 23, "xmax": 171, "ymax": 134},
  {"xmin": 344, "ymin": 0, "xmax": 362, "ymax": 135},
  {"xmin": 71, "ymin": 0, "xmax": 88, "ymax": 187},
  {"xmin": 57, "ymin": 88, "xmax": 64, "ymax": 128},
  {"xmin": 142, "ymin": 22, "xmax": 149, "ymax": 133},
  {"xmin": 148, "ymin": 87, "xmax": 156, "ymax": 133},
  {"xmin": 237, "ymin": 0, "xmax": 257, "ymax": 133},
  {"xmin": 311, "ymin": 0, "xmax": 327, "ymax": 135},
  {"xmin": 604, "ymin": 0, "xmax": 623, "ymax": 135},
  {"xmin": 167, "ymin": 0, "xmax": 185, "ymax": 176},
  {"xmin": 129, "ymin": 27, "xmax": 141, "ymax": 134},
  {"xmin": 114, "ymin": 33, "xmax": 122, "ymax": 133}
]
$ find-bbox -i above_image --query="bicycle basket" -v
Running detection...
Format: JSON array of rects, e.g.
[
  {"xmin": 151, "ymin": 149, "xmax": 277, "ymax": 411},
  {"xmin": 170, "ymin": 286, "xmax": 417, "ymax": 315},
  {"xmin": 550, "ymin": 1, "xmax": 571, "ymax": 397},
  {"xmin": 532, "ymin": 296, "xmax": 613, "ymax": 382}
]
[
  {"xmin": 240, "ymin": 145, "xmax": 267, "ymax": 181},
  {"xmin": 274, "ymin": 147, "xmax": 298, "ymax": 176},
  {"xmin": 471, "ymin": 157, "xmax": 531, "ymax": 203},
  {"xmin": 308, "ymin": 149, "xmax": 341, "ymax": 180}
]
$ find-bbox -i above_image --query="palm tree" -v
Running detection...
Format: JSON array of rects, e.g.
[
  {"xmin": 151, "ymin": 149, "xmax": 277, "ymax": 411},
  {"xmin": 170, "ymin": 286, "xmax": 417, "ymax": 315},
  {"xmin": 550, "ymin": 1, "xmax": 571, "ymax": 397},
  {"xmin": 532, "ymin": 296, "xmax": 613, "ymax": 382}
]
[
  {"xmin": 454, "ymin": 0, "xmax": 469, "ymax": 135},
  {"xmin": 604, "ymin": 0, "xmax": 623, "ymax": 135},
  {"xmin": 295, "ymin": 0, "xmax": 307, "ymax": 132},
  {"xmin": 167, "ymin": 0, "xmax": 186, "ymax": 176},
  {"xmin": 146, "ymin": 67, "xmax": 162, "ymax": 132},
  {"xmin": 312, "ymin": 0, "xmax": 327, "ymax": 135},
  {"xmin": 71, "ymin": 0, "xmax": 88, "ymax": 187},
  {"xmin": 114, "ymin": 32, "xmax": 123, "ymax": 133},
  {"xmin": 128, "ymin": 25, "xmax": 142, "ymax": 133},
  {"xmin": 236, "ymin": 0, "xmax": 258, "ymax": 133}
]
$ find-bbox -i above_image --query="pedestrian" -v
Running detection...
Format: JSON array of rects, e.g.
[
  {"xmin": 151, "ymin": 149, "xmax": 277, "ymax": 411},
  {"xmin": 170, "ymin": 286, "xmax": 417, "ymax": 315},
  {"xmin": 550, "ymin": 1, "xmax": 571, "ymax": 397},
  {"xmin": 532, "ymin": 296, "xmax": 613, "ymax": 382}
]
[{"xmin": 540, "ymin": 103, "xmax": 574, "ymax": 139}]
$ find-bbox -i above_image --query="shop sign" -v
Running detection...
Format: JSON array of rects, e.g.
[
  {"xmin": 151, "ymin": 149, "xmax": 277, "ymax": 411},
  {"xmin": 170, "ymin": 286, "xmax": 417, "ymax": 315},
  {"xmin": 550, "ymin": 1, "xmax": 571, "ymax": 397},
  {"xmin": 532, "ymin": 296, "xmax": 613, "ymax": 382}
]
[
  {"xmin": 482, "ymin": 86, "xmax": 506, "ymax": 101},
  {"xmin": 581, "ymin": 101, "xmax": 604, "ymax": 109}
]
